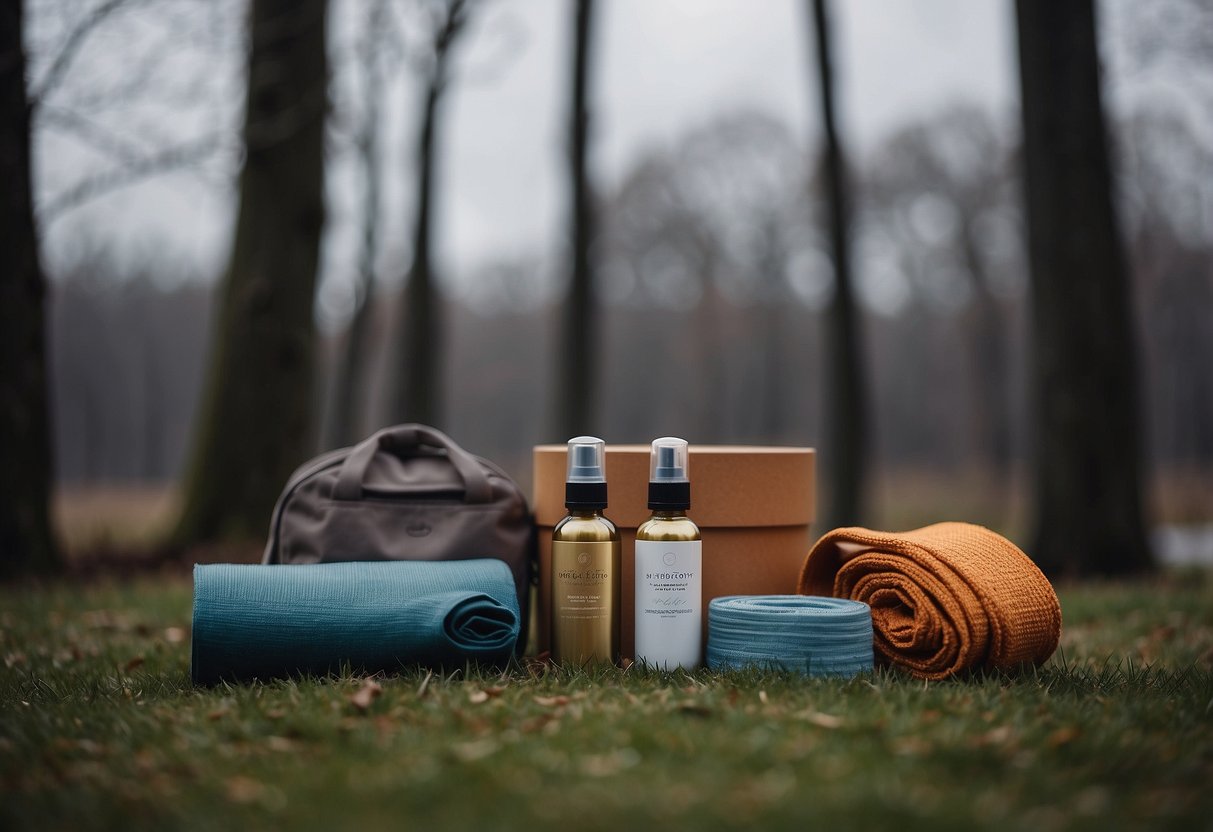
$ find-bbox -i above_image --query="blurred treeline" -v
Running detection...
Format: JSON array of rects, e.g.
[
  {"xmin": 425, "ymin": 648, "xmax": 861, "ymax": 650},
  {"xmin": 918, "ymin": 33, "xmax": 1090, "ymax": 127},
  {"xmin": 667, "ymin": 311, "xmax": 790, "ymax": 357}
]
[
  {"xmin": 4, "ymin": 0, "xmax": 1211, "ymax": 581},
  {"xmin": 48, "ymin": 100, "xmax": 1212, "ymax": 515}
]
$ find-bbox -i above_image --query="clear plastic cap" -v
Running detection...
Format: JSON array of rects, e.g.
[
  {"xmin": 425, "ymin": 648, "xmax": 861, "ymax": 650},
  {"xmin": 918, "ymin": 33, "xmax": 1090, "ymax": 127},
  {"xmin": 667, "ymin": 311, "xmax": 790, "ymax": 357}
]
[
  {"xmin": 650, "ymin": 437, "xmax": 689, "ymax": 482},
  {"xmin": 566, "ymin": 436, "xmax": 606, "ymax": 483}
]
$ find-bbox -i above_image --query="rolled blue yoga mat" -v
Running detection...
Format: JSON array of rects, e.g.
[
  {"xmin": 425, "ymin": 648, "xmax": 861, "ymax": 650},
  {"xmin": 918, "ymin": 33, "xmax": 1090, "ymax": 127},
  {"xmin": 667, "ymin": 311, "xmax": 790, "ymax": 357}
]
[
  {"xmin": 192, "ymin": 559, "xmax": 520, "ymax": 685},
  {"xmin": 707, "ymin": 595, "xmax": 874, "ymax": 677}
]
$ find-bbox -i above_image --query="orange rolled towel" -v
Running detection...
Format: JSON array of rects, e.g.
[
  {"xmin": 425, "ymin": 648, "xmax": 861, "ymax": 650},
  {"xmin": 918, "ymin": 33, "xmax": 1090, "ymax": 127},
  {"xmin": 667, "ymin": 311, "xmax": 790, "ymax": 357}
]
[{"xmin": 797, "ymin": 522, "xmax": 1061, "ymax": 680}]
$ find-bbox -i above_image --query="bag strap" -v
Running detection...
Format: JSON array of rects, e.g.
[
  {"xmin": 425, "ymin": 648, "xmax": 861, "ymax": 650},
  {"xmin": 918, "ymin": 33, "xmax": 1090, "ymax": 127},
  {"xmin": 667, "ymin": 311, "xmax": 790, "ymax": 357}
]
[{"xmin": 332, "ymin": 424, "xmax": 493, "ymax": 503}]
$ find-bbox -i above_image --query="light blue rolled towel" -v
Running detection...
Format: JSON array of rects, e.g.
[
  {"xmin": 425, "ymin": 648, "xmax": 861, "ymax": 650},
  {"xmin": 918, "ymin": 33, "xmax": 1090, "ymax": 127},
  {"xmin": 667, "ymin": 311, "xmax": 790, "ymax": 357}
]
[
  {"xmin": 192, "ymin": 559, "xmax": 520, "ymax": 685},
  {"xmin": 707, "ymin": 595, "xmax": 874, "ymax": 678}
]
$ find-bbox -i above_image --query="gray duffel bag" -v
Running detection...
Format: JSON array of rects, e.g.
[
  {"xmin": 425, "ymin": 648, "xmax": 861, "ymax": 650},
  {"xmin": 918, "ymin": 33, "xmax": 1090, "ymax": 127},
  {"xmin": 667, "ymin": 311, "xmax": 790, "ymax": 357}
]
[{"xmin": 263, "ymin": 424, "xmax": 536, "ymax": 644}]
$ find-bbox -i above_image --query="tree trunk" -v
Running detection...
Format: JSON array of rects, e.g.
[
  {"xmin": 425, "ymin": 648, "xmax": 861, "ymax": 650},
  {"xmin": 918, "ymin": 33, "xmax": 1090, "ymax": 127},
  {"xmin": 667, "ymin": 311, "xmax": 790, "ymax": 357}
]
[
  {"xmin": 393, "ymin": 82, "xmax": 442, "ymax": 427},
  {"xmin": 958, "ymin": 216, "xmax": 1011, "ymax": 477},
  {"xmin": 0, "ymin": 0, "xmax": 62, "ymax": 578},
  {"xmin": 1015, "ymin": 0, "xmax": 1153, "ymax": 576},
  {"xmin": 329, "ymin": 1, "xmax": 388, "ymax": 448},
  {"xmin": 173, "ymin": 0, "xmax": 328, "ymax": 546},
  {"xmin": 759, "ymin": 220, "xmax": 786, "ymax": 442},
  {"xmin": 391, "ymin": 0, "xmax": 466, "ymax": 428},
  {"xmin": 556, "ymin": 0, "xmax": 597, "ymax": 439},
  {"xmin": 809, "ymin": 0, "xmax": 867, "ymax": 528}
]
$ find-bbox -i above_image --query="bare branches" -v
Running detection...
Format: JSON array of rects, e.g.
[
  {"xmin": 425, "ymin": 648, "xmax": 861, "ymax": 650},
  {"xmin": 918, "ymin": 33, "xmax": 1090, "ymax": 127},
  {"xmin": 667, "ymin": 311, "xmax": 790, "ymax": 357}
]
[
  {"xmin": 37, "ymin": 104, "xmax": 152, "ymax": 164},
  {"xmin": 30, "ymin": 0, "xmax": 140, "ymax": 109},
  {"xmin": 421, "ymin": 0, "xmax": 470, "ymax": 91},
  {"xmin": 38, "ymin": 131, "xmax": 229, "ymax": 225},
  {"xmin": 433, "ymin": 0, "xmax": 469, "ymax": 56}
]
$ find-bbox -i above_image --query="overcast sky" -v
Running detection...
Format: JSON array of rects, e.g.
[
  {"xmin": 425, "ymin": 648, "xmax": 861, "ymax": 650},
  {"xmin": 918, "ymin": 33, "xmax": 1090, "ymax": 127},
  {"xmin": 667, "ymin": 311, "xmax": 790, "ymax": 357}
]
[{"xmin": 35, "ymin": 0, "xmax": 1186, "ymax": 329}]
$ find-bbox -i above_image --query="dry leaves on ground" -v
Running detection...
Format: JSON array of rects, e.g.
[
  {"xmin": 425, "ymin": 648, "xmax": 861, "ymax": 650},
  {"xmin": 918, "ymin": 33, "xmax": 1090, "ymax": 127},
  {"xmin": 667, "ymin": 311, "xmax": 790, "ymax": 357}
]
[{"xmin": 348, "ymin": 678, "xmax": 383, "ymax": 711}]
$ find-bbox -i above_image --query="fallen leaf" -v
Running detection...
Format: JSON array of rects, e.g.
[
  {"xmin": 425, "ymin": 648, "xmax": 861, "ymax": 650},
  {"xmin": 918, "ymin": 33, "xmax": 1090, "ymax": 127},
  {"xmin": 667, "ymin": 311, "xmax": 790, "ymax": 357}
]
[
  {"xmin": 758, "ymin": 690, "xmax": 769, "ymax": 705},
  {"xmin": 225, "ymin": 775, "xmax": 264, "ymax": 804},
  {"xmin": 348, "ymin": 678, "xmax": 383, "ymax": 711},
  {"xmin": 972, "ymin": 725, "xmax": 1014, "ymax": 748},
  {"xmin": 580, "ymin": 748, "xmax": 641, "ymax": 777},
  {"xmin": 520, "ymin": 713, "xmax": 558, "ymax": 733},
  {"xmin": 801, "ymin": 711, "xmax": 844, "ymax": 729},
  {"xmin": 164, "ymin": 627, "xmax": 187, "ymax": 644},
  {"xmin": 1148, "ymin": 624, "xmax": 1177, "ymax": 642},
  {"xmin": 266, "ymin": 736, "xmax": 296, "ymax": 753},
  {"xmin": 534, "ymin": 695, "xmax": 570, "ymax": 708},
  {"xmin": 1047, "ymin": 726, "xmax": 1080, "ymax": 748},
  {"xmin": 467, "ymin": 689, "xmax": 490, "ymax": 704},
  {"xmin": 523, "ymin": 652, "xmax": 553, "ymax": 675},
  {"xmin": 74, "ymin": 739, "xmax": 105, "ymax": 757},
  {"xmin": 123, "ymin": 656, "xmax": 145, "ymax": 672},
  {"xmin": 620, "ymin": 657, "xmax": 634, "ymax": 670}
]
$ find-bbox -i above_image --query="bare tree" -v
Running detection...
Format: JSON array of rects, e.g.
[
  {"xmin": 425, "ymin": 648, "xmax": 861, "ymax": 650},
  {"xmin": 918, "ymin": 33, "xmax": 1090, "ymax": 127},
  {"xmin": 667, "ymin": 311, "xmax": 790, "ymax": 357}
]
[
  {"xmin": 808, "ymin": 0, "xmax": 867, "ymax": 527},
  {"xmin": 390, "ymin": 0, "xmax": 469, "ymax": 428},
  {"xmin": 1, "ymin": 0, "xmax": 61, "ymax": 577},
  {"xmin": 173, "ymin": 0, "xmax": 329, "ymax": 546},
  {"xmin": 555, "ymin": 0, "xmax": 597, "ymax": 439},
  {"xmin": 30, "ymin": 0, "xmax": 236, "ymax": 226},
  {"xmin": 598, "ymin": 113, "xmax": 807, "ymax": 443},
  {"xmin": 1015, "ymin": 0, "xmax": 1153, "ymax": 575},
  {"xmin": 1119, "ymin": 108, "xmax": 1213, "ymax": 486},
  {"xmin": 328, "ymin": 0, "xmax": 394, "ymax": 447},
  {"xmin": 863, "ymin": 106, "xmax": 1018, "ymax": 477}
]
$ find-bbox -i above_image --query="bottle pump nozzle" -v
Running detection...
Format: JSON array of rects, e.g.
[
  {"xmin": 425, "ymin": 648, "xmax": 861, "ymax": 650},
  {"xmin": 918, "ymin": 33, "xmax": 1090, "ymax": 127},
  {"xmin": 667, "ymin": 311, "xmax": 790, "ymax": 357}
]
[
  {"xmin": 565, "ymin": 436, "xmax": 608, "ymax": 509},
  {"xmin": 648, "ymin": 437, "xmax": 690, "ymax": 510}
]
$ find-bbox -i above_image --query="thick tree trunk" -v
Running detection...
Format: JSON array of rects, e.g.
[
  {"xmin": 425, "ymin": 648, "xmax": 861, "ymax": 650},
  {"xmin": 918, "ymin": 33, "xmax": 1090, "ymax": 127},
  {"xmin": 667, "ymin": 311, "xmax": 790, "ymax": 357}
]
[
  {"xmin": 556, "ymin": 0, "xmax": 596, "ymax": 439},
  {"xmin": 0, "ymin": 0, "xmax": 62, "ymax": 578},
  {"xmin": 173, "ymin": 0, "xmax": 328, "ymax": 545},
  {"xmin": 391, "ymin": 1, "xmax": 466, "ymax": 428},
  {"xmin": 810, "ymin": 0, "xmax": 867, "ymax": 528},
  {"xmin": 1015, "ymin": 0, "xmax": 1153, "ymax": 576}
]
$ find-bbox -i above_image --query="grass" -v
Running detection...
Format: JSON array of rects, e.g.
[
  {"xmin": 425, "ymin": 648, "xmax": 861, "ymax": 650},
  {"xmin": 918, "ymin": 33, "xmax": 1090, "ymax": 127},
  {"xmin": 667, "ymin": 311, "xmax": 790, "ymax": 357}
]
[{"xmin": 2, "ymin": 574, "xmax": 1212, "ymax": 831}]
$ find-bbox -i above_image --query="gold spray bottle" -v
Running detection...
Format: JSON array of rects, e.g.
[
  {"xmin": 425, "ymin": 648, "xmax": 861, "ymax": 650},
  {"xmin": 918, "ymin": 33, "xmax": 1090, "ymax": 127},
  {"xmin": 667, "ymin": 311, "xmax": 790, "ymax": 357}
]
[{"xmin": 551, "ymin": 436, "xmax": 621, "ymax": 665}]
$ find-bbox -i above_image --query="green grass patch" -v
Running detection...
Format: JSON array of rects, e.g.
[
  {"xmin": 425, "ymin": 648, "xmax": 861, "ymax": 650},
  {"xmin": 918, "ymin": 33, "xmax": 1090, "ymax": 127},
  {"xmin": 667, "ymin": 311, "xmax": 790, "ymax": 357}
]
[{"xmin": 2, "ymin": 574, "xmax": 1211, "ymax": 831}]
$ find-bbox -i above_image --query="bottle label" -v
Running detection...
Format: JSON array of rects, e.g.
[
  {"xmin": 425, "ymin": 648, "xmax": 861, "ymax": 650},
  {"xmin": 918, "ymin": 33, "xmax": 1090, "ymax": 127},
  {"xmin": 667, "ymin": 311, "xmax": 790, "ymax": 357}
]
[
  {"xmin": 634, "ymin": 539, "xmax": 702, "ymax": 669},
  {"xmin": 552, "ymin": 540, "xmax": 618, "ymax": 664}
]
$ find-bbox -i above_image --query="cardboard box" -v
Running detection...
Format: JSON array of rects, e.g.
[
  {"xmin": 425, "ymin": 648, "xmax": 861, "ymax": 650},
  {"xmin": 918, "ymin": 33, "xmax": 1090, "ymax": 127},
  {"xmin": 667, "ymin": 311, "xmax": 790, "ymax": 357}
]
[{"xmin": 534, "ymin": 444, "xmax": 816, "ymax": 659}]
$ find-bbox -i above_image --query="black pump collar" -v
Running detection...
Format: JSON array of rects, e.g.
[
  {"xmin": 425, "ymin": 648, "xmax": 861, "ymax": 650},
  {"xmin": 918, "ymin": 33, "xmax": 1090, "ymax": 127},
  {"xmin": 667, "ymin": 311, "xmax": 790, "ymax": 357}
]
[{"xmin": 647, "ymin": 480, "xmax": 690, "ymax": 511}]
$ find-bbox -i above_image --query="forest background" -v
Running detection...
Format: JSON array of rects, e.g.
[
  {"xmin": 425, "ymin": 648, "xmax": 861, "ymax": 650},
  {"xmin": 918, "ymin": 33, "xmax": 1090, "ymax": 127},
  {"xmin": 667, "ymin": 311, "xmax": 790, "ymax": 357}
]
[{"xmin": 3, "ymin": 0, "xmax": 1210, "ymax": 576}]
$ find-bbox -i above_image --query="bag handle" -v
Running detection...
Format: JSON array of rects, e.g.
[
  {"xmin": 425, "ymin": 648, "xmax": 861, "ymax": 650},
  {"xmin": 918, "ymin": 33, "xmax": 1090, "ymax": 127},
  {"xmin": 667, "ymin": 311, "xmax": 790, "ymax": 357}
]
[{"xmin": 332, "ymin": 424, "xmax": 493, "ymax": 503}]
